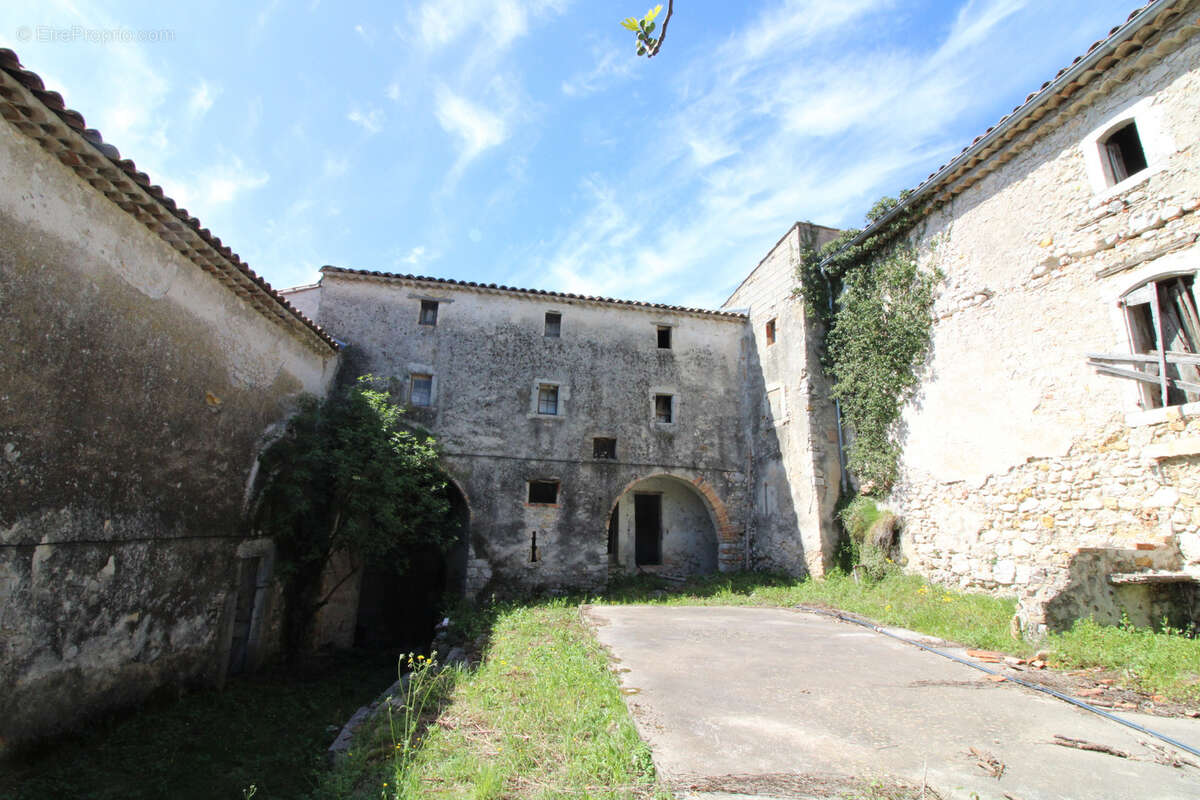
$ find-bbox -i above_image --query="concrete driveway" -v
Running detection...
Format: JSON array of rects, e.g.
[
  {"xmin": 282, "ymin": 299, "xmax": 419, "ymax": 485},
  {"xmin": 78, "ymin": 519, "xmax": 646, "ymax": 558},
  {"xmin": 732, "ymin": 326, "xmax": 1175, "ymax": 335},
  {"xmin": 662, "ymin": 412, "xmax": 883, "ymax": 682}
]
[{"xmin": 584, "ymin": 605, "xmax": 1200, "ymax": 800}]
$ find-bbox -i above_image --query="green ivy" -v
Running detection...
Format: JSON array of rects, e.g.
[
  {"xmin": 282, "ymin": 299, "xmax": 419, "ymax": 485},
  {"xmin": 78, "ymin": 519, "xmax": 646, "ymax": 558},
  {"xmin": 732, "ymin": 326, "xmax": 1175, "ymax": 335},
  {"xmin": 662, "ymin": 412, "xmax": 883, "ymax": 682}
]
[{"xmin": 794, "ymin": 195, "xmax": 940, "ymax": 494}]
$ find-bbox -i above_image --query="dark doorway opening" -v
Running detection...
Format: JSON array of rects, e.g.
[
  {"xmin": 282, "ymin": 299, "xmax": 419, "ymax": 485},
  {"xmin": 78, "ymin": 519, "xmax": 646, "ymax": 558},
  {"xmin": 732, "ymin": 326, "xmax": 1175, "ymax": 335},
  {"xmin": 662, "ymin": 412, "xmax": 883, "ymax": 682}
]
[
  {"xmin": 634, "ymin": 493, "xmax": 662, "ymax": 566},
  {"xmin": 607, "ymin": 503, "xmax": 620, "ymax": 564},
  {"xmin": 353, "ymin": 480, "xmax": 469, "ymax": 650}
]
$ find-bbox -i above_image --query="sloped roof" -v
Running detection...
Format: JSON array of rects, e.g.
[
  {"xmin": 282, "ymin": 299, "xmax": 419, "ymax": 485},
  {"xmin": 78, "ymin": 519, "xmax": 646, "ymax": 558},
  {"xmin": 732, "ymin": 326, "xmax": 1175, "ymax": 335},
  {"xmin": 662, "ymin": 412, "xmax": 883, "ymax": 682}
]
[
  {"xmin": 828, "ymin": 0, "xmax": 1198, "ymax": 259},
  {"xmin": 321, "ymin": 266, "xmax": 748, "ymax": 320},
  {"xmin": 0, "ymin": 48, "xmax": 338, "ymax": 353}
]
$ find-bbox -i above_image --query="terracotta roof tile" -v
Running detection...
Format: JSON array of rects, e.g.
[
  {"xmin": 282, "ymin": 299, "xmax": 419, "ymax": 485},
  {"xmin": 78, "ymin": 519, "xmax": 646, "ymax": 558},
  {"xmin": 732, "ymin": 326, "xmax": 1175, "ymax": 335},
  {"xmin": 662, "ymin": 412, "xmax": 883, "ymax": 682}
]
[
  {"xmin": 824, "ymin": 0, "xmax": 1191, "ymax": 261},
  {"xmin": 322, "ymin": 266, "xmax": 747, "ymax": 320},
  {"xmin": 0, "ymin": 47, "xmax": 337, "ymax": 353}
]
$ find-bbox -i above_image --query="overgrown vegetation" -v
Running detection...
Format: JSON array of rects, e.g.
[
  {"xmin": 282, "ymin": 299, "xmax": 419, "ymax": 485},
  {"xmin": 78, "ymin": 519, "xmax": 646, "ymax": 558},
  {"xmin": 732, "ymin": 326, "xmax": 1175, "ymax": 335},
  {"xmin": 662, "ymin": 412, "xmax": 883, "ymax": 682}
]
[
  {"xmin": 253, "ymin": 376, "xmax": 458, "ymax": 655},
  {"xmin": 838, "ymin": 495, "xmax": 899, "ymax": 580},
  {"xmin": 1049, "ymin": 617, "xmax": 1200, "ymax": 701},
  {"xmin": 316, "ymin": 602, "xmax": 666, "ymax": 799},
  {"xmin": 0, "ymin": 650, "xmax": 398, "ymax": 800},
  {"xmin": 795, "ymin": 194, "xmax": 940, "ymax": 492}
]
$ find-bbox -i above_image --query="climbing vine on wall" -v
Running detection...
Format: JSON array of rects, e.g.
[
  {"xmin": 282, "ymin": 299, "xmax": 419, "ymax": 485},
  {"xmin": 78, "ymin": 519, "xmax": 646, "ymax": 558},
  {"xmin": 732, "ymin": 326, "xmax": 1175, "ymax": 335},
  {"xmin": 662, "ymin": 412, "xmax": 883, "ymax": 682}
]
[{"xmin": 795, "ymin": 194, "xmax": 941, "ymax": 494}]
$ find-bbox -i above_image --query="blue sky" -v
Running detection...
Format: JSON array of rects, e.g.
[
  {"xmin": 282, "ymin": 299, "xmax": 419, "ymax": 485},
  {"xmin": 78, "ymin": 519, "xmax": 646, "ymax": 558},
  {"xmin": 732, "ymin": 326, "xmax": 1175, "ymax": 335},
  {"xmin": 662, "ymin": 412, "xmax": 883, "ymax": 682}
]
[{"xmin": 1, "ymin": 0, "xmax": 1140, "ymax": 309}]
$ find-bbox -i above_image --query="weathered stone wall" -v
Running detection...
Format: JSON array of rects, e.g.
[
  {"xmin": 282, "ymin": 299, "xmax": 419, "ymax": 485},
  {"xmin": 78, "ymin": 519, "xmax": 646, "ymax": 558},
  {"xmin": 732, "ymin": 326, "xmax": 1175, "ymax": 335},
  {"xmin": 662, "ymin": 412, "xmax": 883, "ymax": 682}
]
[
  {"xmin": 312, "ymin": 271, "xmax": 749, "ymax": 596},
  {"xmin": 890, "ymin": 16, "xmax": 1200, "ymax": 632},
  {"xmin": 0, "ymin": 111, "xmax": 336, "ymax": 746},
  {"xmin": 724, "ymin": 223, "xmax": 843, "ymax": 577}
]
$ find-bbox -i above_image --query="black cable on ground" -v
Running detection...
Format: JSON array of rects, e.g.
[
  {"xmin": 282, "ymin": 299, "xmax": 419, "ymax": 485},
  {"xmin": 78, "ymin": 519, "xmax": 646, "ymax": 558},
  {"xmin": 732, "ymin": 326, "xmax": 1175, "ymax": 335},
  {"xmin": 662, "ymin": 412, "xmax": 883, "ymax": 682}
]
[{"xmin": 795, "ymin": 604, "xmax": 1200, "ymax": 760}]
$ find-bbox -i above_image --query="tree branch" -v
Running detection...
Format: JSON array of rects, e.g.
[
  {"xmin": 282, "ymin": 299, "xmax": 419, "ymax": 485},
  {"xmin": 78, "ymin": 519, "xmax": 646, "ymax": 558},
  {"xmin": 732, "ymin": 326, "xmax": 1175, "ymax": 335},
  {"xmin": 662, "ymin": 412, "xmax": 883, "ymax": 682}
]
[{"xmin": 647, "ymin": 0, "xmax": 674, "ymax": 58}]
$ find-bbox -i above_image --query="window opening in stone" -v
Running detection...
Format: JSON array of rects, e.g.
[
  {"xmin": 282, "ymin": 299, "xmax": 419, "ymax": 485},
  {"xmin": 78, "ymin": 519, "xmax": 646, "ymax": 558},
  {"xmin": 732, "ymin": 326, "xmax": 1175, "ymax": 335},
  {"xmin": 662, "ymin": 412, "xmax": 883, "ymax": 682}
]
[
  {"xmin": 419, "ymin": 300, "xmax": 439, "ymax": 326},
  {"xmin": 410, "ymin": 374, "xmax": 433, "ymax": 407},
  {"xmin": 765, "ymin": 318, "xmax": 777, "ymax": 346},
  {"xmin": 1090, "ymin": 275, "xmax": 1200, "ymax": 408},
  {"xmin": 593, "ymin": 437, "xmax": 617, "ymax": 460},
  {"xmin": 654, "ymin": 394, "xmax": 673, "ymax": 424},
  {"xmin": 545, "ymin": 312, "xmax": 562, "ymax": 338},
  {"xmin": 607, "ymin": 503, "xmax": 620, "ymax": 561},
  {"xmin": 634, "ymin": 493, "xmax": 662, "ymax": 566},
  {"xmin": 530, "ymin": 531, "xmax": 540, "ymax": 562},
  {"xmin": 528, "ymin": 480, "xmax": 559, "ymax": 504},
  {"xmin": 537, "ymin": 384, "xmax": 559, "ymax": 415},
  {"xmin": 1101, "ymin": 121, "xmax": 1148, "ymax": 186},
  {"xmin": 657, "ymin": 326, "xmax": 672, "ymax": 349}
]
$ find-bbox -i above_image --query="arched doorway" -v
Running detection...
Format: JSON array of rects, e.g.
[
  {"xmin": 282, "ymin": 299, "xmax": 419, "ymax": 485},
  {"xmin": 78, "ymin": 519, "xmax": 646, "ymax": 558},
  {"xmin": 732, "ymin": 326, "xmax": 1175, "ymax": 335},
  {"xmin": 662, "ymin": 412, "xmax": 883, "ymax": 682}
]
[
  {"xmin": 353, "ymin": 478, "xmax": 470, "ymax": 649},
  {"xmin": 607, "ymin": 475, "xmax": 719, "ymax": 578}
]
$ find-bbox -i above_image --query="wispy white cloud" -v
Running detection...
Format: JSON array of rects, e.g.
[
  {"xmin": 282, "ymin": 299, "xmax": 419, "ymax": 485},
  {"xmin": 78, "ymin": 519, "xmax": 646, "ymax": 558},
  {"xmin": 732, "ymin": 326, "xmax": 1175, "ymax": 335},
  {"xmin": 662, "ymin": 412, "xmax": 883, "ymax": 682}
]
[
  {"xmin": 414, "ymin": 0, "xmax": 567, "ymax": 52},
  {"xmin": 323, "ymin": 156, "xmax": 349, "ymax": 177},
  {"xmin": 347, "ymin": 107, "xmax": 384, "ymax": 135},
  {"xmin": 385, "ymin": 82, "xmax": 402, "ymax": 101},
  {"xmin": 525, "ymin": 0, "xmax": 1042, "ymax": 308},
  {"xmin": 561, "ymin": 46, "xmax": 634, "ymax": 97},
  {"xmin": 187, "ymin": 80, "xmax": 219, "ymax": 118},
  {"xmin": 434, "ymin": 87, "xmax": 508, "ymax": 178}
]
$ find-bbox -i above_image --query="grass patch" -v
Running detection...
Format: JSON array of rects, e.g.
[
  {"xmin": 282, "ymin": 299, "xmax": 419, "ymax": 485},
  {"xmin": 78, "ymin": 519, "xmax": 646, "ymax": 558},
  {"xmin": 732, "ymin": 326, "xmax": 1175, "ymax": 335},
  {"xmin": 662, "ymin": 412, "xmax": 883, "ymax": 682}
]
[
  {"xmin": 0, "ymin": 649, "xmax": 398, "ymax": 800},
  {"xmin": 1047, "ymin": 618, "xmax": 1200, "ymax": 702},
  {"xmin": 600, "ymin": 570, "xmax": 1022, "ymax": 653},
  {"xmin": 318, "ymin": 600, "xmax": 665, "ymax": 799}
]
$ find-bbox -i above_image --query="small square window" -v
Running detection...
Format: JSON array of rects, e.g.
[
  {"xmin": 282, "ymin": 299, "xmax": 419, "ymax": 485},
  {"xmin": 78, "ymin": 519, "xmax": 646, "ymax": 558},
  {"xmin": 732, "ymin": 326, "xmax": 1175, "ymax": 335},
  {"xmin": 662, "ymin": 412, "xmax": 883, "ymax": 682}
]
[
  {"xmin": 410, "ymin": 374, "xmax": 433, "ymax": 407},
  {"xmin": 528, "ymin": 480, "xmax": 559, "ymax": 504},
  {"xmin": 654, "ymin": 394, "xmax": 673, "ymax": 424},
  {"xmin": 657, "ymin": 326, "xmax": 672, "ymax": 349},
  {"xmin": 593, "ymin": 437, "xmax": 617, "ymax": 460},
  {"xmin": 1101, "ymin": 121, "xmax": 1148, "ymax": 186},
  {"xmin": 765, "ymin": 318, "xmax": 776, "ymax": 346},
  {"xmin": 537, "ymin": 384, "xmax": 559, "ymax": 415},
  {"xmin": 545, "ymin": 312, "xmax": 562, "ymax": 338},
  {"xmin": 419, "ymin": 300, "xmax": 439, "ymax": 326}
]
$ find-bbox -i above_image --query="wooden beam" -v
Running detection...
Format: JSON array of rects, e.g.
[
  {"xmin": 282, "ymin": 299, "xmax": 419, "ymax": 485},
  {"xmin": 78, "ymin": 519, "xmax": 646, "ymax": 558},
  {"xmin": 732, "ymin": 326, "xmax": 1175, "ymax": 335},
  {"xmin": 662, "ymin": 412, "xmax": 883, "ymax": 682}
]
[{"xmin": 1091, "ymin": 363, "xmax": 1200, "ymax": 394}]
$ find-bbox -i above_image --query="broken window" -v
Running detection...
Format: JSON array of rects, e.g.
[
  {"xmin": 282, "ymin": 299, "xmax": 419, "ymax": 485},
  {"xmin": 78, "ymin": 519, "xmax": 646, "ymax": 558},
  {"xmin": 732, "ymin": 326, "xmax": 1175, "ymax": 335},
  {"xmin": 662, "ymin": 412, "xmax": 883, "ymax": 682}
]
[
  {"xmin": 1089, "ymin": 274, "xmax": 1200, "ymax": 408},
  {"xmin": 410, "ymin": 373, "xmax": 433, "ymax": 407},
  {"xmin": 654, "ymin": 394, "xmax": 673, "ymax": 424},
  {"xmin": 593, "ymin": 437, "xmax": 617, "ymax": 460},
  {"xmin": 528, "ymin": 480, "xmax": 559, "ymax": 504},
  {"xmin": 657, "ymin": 326, "xmax": 672, "ymax": 349},
  {"xmin": 765, "ymin": 318, "xmax": 777, "ymax": 346},
  {"xmin": 545, "ymin": 311, "xmax": 561, "ymax": 338},
  {"xmin": 1101, "ymin": 121, "xmax": 1148, "ymax": 186},
  {"xmin": 419, "ymin": 300, "xmax": 439, "ymax": 326},
  {"xmin": 537, "ymin": 384, "xmax": 559, "ymax": 415}
]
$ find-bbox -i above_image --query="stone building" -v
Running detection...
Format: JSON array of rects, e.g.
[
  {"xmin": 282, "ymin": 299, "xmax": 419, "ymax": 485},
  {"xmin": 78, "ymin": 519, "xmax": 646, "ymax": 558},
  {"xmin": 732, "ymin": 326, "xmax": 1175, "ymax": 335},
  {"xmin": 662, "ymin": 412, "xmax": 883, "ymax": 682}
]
[
  {"xmin": 287, "ymin": 266, "xmax": 752, "ymax": 598},
  {"xmin": 0, "ymin": 49, "xmax": 337, "ymax": 747},
  {"xmin": 4, "ymin": 0, "xmax": 1200, "ymax": 750},
  {"xmin": 850, "ymin": 0, "xmax": 1200, "ymax": 632}
]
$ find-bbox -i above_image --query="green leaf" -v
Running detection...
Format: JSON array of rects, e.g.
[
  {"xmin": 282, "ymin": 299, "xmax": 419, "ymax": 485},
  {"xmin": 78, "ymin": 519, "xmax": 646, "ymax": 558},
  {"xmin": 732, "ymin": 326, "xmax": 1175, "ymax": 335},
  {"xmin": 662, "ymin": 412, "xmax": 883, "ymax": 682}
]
[
  {"xmin": 620, "ymin": 17, "xmax": 639, "ymax": 31},
  {"xmin": 645, "ymin": 4, "xmax": 663, "ymax": 23}
]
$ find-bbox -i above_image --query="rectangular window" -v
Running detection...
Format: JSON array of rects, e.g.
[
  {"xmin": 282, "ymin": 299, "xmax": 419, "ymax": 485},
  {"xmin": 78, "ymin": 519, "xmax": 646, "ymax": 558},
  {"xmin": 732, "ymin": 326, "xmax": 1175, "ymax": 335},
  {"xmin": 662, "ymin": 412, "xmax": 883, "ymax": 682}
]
[
  {"xmin": 545, "ymin": 312, "xmax": 562, "ymax": 338},
  {"xmin": 419, "ymin": 300, "xmax": 439, "ymax": 326},
  {"xmin": 765, "ymin": 318, "xmax": 777, "ymax": 345},
  {"xmin": 654, "ymin": 394, "xmax": 673, "ymax": 424},
  {"xmin": 1120, "ymin": 276, "xmax": 1200, "ymax": 408},
  {"xmin": 593, "ymin": 437, "xmax": 617, "ymax": 460},
  {"xmin": 537, "ymin": 384, "xmax": 559, "ymax": 415},
  {"xmin": 1102, "ymin": 120, "xmax": 1148, "ymax": 186},
  {"xmin": 528, "ymin": 480, "xmax": 559, "ymax": 504},
  {"xmin": 657, "ymin": 326, "xmax": 672, "ymax": 349},
  {"xmin": 410, "ymin": 374, "xmax": 433, "ymax": 407}
]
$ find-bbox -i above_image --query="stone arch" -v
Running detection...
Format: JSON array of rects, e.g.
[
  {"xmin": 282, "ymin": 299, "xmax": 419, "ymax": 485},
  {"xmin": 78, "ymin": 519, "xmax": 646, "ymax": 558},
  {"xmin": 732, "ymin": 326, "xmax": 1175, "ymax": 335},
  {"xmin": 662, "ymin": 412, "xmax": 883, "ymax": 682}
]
[{"xmin": 605, "ymin": 472, "xmax": 736, "ymax": 577}]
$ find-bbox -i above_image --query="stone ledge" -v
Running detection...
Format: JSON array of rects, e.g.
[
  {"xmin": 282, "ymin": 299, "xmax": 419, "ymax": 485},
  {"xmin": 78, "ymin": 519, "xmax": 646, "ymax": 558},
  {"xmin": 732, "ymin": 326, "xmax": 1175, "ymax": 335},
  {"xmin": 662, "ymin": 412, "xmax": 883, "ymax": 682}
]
[{"xmin": 1141, "ymin": 436, "xmax": 1200, "ymax": 460}]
